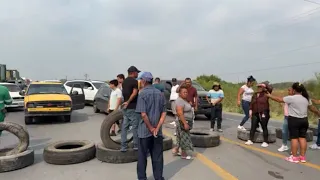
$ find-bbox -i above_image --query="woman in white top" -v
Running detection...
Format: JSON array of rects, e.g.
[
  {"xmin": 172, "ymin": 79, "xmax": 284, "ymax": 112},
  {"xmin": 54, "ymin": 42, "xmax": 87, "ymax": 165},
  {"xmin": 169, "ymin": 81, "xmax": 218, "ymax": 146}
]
[
  {"xmin": 267, "ymin": 82, "xmax": 320, "ymax": 163},
  {"xmin": 237, "ymin": 76, "xmax": 262, "ymax": 132}
]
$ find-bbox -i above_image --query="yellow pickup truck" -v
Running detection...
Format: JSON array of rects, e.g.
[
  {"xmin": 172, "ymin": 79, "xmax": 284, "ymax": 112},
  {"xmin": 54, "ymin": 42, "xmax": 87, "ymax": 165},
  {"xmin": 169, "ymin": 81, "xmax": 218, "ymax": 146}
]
[{"xmin": 21, "ymin": 81, "xmax": 85, "ymax": 124}]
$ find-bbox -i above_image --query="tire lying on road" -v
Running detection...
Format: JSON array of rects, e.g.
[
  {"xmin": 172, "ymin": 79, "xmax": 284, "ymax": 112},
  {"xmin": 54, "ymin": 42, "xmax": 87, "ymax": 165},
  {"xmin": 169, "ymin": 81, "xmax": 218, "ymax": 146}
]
[
  {"xmin": 0, "ymin": 149, "xmax": 34, "ymax": 173},
  {"xmin": 43, "ymin": 140, "xmax": 96, "ymax": 165},
  {"xmin": 237, "ymin": 129, "xmax": 276, "ymax": 143},
  {"xmin": 275, "ymin": 128, "xmax": 313, "ymax": 142},
  {"xmin": 0, "ymin": 122, "xmax": 29, "ymax": 156},
  {"xmin": 96, "ymin": 143, "xmax": 138, "ymax": 163},
  {"xmin": 100, "ymin": 110, "xmax": 133, "ymax": 150},
  {"xmin": 190, "ymin": 129, "xmax": 220, "ymax": 148},
  {"xmin": 308, "ymin": 125, "xmax": 318, "ymax": 136},
  {"xmin": 163, "ymin": 136, "xmax": 173, "ymax": 151}
]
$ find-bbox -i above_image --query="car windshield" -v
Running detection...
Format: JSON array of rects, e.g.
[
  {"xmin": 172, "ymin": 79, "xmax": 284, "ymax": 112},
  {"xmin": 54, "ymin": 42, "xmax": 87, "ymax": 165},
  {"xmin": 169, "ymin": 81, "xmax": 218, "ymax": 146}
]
[
  {"xmin": 192, "ymin": 82, "xmax": 206, "ymax": 91},
  {"xmin": 2, "ymin": 84, "xmax": 21, "ymax": 92},
  {"xmin": 27, "ymin": 84, "xmax": 68, "ymax": 95},
  {"xmin": 93, "ymin": 82, "xmax": 105, "ymax": 89}
]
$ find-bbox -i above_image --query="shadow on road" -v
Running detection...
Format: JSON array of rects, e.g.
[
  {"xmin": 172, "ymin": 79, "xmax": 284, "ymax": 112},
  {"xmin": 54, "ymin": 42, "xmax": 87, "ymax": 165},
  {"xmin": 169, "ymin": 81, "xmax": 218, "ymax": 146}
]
[{"xmin": 27, "ymin": 111, "xmax": 89, "ymax": 125}]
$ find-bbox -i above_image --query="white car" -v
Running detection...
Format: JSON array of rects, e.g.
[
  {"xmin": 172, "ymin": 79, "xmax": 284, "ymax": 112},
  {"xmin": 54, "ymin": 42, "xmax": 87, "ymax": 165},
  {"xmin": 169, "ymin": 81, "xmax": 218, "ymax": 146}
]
[
  {"xmin": 0, "ymin": 82, "xmax": 24, "ymax": 109},
  {"xmin": 64, "ymin": 80, "xmax": 106, "ymax": 104}
]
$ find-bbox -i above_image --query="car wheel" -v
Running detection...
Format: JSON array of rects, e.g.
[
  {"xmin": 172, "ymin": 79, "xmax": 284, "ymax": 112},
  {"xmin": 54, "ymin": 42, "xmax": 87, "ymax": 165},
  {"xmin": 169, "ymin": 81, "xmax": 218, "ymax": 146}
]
[
  {"xmin": 93, "ymin": 101, "xmax": 100, "ymax": 113},
  {"xmin": 205, "ymin": 114, "xmax": 211, "ymax": 120},
  {"xmin": 63, "ymin": 115, "xmax": 71, "ymax": 122},
  {"xmin": 24, "ymin": 116, "xmax": 33, "ymax": 125}
]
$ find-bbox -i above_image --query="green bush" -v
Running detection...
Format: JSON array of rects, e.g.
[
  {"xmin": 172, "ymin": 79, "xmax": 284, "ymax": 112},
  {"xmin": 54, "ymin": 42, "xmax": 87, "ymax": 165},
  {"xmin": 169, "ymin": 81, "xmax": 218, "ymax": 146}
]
[{"xmin": 196, "ymin": 74, "xmax": 320, "ymax": 125}]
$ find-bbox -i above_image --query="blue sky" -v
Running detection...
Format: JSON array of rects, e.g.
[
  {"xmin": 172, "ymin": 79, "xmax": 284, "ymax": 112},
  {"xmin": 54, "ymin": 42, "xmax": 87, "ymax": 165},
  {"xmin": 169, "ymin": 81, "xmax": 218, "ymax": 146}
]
[{"xmin": 1, "ymin": 0, "xmax": 320, "ymax": 83}]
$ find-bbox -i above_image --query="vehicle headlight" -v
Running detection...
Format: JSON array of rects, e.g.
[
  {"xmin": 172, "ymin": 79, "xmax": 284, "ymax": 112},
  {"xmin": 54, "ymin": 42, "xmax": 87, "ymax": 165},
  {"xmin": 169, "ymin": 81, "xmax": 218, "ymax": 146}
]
[
  {"xmin": 27, "ymin": 103, "xmax": 35, "ymax": 108},
  {"xmin": 64, "ymin": 101, "xmax": 72, "ymax": 107}
]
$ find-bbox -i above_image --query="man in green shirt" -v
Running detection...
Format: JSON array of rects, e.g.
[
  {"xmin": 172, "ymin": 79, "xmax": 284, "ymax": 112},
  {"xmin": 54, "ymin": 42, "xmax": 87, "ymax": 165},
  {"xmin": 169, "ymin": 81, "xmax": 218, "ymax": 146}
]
[
  {"xmin": 0, "ymin": 85, "xmax": 12, "ymax": 136},
  {"xmin": 153, "ymin": 77, "xmax": 164, "ymax": 94}
]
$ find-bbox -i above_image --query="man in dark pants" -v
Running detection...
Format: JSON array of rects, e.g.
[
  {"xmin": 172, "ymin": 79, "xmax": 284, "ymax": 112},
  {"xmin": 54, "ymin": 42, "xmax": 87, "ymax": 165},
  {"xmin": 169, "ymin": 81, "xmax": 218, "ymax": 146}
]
[{"xmin": 136, "ymin": 72, "xmax": 166, "ymax": 180}]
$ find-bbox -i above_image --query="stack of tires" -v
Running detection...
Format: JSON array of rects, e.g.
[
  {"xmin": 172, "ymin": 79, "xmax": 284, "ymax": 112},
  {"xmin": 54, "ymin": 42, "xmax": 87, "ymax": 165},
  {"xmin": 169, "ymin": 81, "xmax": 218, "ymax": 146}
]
[
  {"xmin": 0, "ymin": 122, "xmax": 34, "ymax": 173},
  {"xmin": 237, "ymin": 128, "xmax": 277, "ymax": 143},
  {"xmin": 96, "ymin": 110, "xmax": 173, "ymax": 163}
]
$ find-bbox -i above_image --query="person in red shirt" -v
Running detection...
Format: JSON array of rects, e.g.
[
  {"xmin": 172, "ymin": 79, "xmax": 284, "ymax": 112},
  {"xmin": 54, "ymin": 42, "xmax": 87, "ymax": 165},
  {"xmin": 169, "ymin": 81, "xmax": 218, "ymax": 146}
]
[{"xmin": 176, "ymin": 78, "xmax": 198, "ymax": 110}]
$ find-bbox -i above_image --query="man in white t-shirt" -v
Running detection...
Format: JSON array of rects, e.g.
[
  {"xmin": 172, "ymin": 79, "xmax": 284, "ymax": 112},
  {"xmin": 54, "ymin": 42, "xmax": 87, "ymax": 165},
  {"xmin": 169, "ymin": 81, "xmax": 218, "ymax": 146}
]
[
  {"xmin": 169, "ymin": 78, "xmax": 179, "ymax": 135},
  {"xmin": 108, "ymin": 79, "xmax": 123, "ymax": 136}
]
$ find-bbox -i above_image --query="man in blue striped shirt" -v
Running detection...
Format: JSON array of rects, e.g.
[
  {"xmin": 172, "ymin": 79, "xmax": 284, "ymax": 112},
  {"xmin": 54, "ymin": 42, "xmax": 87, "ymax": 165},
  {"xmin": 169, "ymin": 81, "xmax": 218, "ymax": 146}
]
[{"xmin": 136, "ymin": 72, "xmax": 166, "ymax": 180}]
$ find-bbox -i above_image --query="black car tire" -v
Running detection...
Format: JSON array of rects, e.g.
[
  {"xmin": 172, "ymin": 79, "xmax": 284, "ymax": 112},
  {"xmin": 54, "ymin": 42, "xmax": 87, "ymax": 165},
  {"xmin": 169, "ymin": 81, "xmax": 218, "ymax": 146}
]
[
  {"xmin": 205, "ymin": 114, "xmax": 211, "ymax": 120},
  {"xmin": 100, "ymin": 110, "xmax": 133, "ymax": 150},
  {"xmin": 275, "ymin": 128, "xmax": 313, "ymax": 142},
  {"xmin": 63, "ymin": 115, "xmax": 71, "ymax": 122},
  {"xmin": 190, "ymin": 129, "xmax": 220, "ymax": 148},
  {"xmin": 163, "ymin": 136, "xmax": 173, "ymax": 151},
  {"xmin": 0, "ymin": 149, "xmax": 34, "ymax": 173},
  {"xmin": 237, "ymin": 129, "xmax": 276, "ymax": 143},
  {"xmin": 43, "ymin": 140, "xmax": 96, "ymax": 165},
  {"xmin": 24, "ymin": 116, "xmax": 33, "ymax": 125},
  {"xmin": 0, "ymin": 122, "xmax": 30, "ymax": 156},
  {"xmin": 96, "ymin": 143, "xmax": 138, "ymax": 164},
  {"xmin": 93, "ymin": 101, "xmax": 100, "ymax": 113},
  {"xmin": 308, "ymin": 125, "xmax": 318, "ymax": 136}
]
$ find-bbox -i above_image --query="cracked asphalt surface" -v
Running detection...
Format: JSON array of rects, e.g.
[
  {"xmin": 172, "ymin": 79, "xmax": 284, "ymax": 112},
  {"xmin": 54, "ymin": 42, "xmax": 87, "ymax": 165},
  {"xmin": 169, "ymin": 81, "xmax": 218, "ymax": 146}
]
[{"xmin": 0, "ymin": 107, "xmax": 319, "ymax": 180}]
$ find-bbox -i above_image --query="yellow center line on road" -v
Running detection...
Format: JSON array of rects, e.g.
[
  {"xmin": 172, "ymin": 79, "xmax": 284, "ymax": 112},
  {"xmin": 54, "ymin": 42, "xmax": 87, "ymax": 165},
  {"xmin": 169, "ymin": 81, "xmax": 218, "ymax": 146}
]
[
  {"xmin": 220, "ymin": 136, "xmax": 320, "ymax": 171},
  {"xmin": 163, "ymin": 129, "xmax": 238, "ymax": 180}
]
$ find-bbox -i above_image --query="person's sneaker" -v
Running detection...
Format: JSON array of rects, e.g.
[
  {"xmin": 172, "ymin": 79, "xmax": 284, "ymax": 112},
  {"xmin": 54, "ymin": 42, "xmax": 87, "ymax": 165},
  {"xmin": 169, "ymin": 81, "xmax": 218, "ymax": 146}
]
[
  {"xmin": 174, "ymin": 132, "xmax": 177, "ymax": 136},
  {"xmin": 133, "ymin": 147, "xmax": 138, "ymax": 151},
  {"xmin": 309, "ymin": 144, "xmax": 320, "ymax": 150},
  {"xmin": 238, "ymin": 125, "xmax": 246, "ymax": 131},
  {"xmin": 285, "ymin": 155, "xmax": 299, "ymax": 163},
  {"xmin": 299, "ymin": 156, "xmax": 307, "ymax": 163},
  {"xmin": 110, "ymin": 131, "xmax": 116, "ymax": 136},
  {"xmin": 261, "ymin": 142, "xmax": 269, "ymax": 148},
  {"xmin": 245, "ymin": 140, "xmax": 253, "ymax": 145},
  {"xmin": 278, "ymin": 145, "xmax": 289, "ymax": 152},
  {"xmin": 256, "ymin": 127, "xmax": 263, "ymax": 133},
  {"xmin": 210, "ymin": 128, "xmax": 214, "ymax": 132},
  {"xmin": 217, "ymin": 129, "xmax": 223, "ymax": 132}
]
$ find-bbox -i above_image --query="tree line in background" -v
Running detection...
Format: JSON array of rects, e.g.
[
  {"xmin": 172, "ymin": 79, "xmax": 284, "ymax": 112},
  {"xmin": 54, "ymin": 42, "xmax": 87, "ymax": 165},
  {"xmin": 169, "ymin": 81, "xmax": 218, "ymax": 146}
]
[{"xmin": 195, "ymin": 73, "xmax": 320, "ymax": 125}]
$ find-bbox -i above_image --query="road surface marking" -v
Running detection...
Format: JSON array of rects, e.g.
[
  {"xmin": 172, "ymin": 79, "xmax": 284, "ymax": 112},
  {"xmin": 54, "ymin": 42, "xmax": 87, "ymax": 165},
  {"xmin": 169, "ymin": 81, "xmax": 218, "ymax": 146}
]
[
  {"xmin": 220, "ymin": 136, "xmax": 320, "ymax": 171},
  {"xmin": 163, "ymin": 129, "xmax": 238, "ymax": 180}
]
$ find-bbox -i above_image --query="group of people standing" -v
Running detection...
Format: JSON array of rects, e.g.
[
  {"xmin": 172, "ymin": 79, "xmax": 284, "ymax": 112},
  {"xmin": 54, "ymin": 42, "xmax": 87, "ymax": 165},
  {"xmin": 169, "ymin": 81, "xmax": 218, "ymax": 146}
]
[{"xmin": 236, "ymin": 75, "xmax": 320, "ymax": 163}]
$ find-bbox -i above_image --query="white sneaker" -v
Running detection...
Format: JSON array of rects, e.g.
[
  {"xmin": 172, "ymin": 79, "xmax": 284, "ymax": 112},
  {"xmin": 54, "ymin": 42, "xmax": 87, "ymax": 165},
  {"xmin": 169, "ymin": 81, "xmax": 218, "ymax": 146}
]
[
  {"xmin": 174, "ymin": 132, "xmax": 177, "ymax": 136},
  {"xmin": 256, "ymin": 127, "xmax": 263, "ymax": 133},
  {"xmin": 261, "ymin": 142, "xmax": 269, "ymax": 148},
  {"xmin": 210, "ymin": 128, "xmax": 214, "ymax": 132},
  {"xmin": 309, "ymin": 144, "xmax": 320, "ymax": 150},
  {"xmin": 278, "ymin": 145, "xmax": 289, "ymax": 152},
  {"xmin": 170, "ymin": 121, "xmax": 176, "ymax": 125},
  {"xmin": 245, "ymin": 140, "xmax": 253, "ymax": 145},
  {"xmin": 238, "ymin": 125, "xmax": 246, "ymax": 131}
]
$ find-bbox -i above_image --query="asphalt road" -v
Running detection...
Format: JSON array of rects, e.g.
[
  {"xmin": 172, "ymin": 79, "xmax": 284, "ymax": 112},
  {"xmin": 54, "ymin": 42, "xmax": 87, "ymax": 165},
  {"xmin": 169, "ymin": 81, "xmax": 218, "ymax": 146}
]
[{"xmin": 0, "ymin": 107, "xmax": 319, "ymax": 180}]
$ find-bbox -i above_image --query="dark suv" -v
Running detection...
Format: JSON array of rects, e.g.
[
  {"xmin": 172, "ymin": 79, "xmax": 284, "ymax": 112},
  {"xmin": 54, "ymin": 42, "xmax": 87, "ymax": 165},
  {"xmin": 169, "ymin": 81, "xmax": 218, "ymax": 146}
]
[{"xmin": 160, "ymin": 80, "xmax": 211, "ymax": 119}]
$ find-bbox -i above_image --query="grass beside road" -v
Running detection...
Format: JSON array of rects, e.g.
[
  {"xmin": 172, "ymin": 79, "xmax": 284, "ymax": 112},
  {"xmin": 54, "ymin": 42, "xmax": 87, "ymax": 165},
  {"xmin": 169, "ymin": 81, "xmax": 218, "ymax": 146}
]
[{"xmin": 196, "ymin": 74, "xmax": 320, "ymax": 125}]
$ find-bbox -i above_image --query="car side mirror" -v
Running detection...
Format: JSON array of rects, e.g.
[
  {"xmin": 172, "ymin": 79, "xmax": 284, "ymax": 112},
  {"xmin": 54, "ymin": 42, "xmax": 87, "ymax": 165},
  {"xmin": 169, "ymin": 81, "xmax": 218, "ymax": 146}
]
[
  {"xmin": 19, "ymin": 90, "xmax": 25, "ymax": 96},
  {"xmin": 88, "ymin": 87, "xmax": 94, "ymax": 90},
  {"xmin": 72, "ymin": 91, "xmax": 79, "ymax": 95}
]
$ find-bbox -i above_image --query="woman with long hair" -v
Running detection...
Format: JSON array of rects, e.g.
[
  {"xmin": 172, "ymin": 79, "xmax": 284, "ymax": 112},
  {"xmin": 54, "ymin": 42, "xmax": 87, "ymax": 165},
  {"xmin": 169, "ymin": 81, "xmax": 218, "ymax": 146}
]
[
  {"xmin": 267, "ymin": 82, "xmax": 320, "ymax": 163},
  {"xmin": 245, "ymin": 82, "xmax": 272, "ymax": 148},
  {"xmin": 237, "ymin": 76, "xmax": 262, "ymax": 132},
  {"xmin": 171, "ymin": 86, "xmax": 194, "ymax": 160}
]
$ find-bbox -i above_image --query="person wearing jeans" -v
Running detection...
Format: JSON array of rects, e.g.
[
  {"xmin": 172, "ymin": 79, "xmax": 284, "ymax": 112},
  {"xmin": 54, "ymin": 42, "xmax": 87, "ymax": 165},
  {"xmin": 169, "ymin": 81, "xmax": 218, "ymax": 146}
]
[
  {"xmin": 309, "ymin": 119, "xmax": 320, "ymax": 150},
  {"xmin": 206, "ymin": 82, "xmax": 224, "ymax": 132},
  {"xmin": 121, "ymin": 66, "xmax": 140, "ymax": 152},
  {"xmin": 237, "ymin": 75, "xmax": 262, "ymax": 132}
]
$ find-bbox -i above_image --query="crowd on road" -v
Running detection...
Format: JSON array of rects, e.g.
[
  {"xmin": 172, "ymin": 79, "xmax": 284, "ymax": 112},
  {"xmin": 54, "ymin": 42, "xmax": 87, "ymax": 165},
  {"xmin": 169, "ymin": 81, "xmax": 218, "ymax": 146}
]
[{"xmin": 1, "ymin": 65, "xmax": 320, "ymax": 179}]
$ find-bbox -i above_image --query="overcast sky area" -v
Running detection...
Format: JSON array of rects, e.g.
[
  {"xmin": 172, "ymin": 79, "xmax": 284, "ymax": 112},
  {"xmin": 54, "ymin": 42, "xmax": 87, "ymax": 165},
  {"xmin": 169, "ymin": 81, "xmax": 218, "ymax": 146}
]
[{"xmin": 1, "ymin": 0, "xmax": 320, "ymax": 83}]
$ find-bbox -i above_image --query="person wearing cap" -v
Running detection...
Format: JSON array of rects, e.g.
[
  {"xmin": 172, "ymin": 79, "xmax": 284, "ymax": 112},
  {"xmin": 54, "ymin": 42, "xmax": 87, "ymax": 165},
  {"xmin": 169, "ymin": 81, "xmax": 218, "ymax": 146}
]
[
  {"xmin": 237, "ymin": 75, "xmax": 263, "ymax": 132},
  {"xmin": 120, "ymin": 66, "xmax": 141, "ymax": 152},
  {"xmin": 206, "ymin": 82, "xmax": 224, "ymax": 132},
  {"xmin": 135, "ymin": 72, "xmax": 166, "ymax": 180},
  {"xmin": 245, "ymin": 82, "xmax": 272, "ymax": 148}
]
